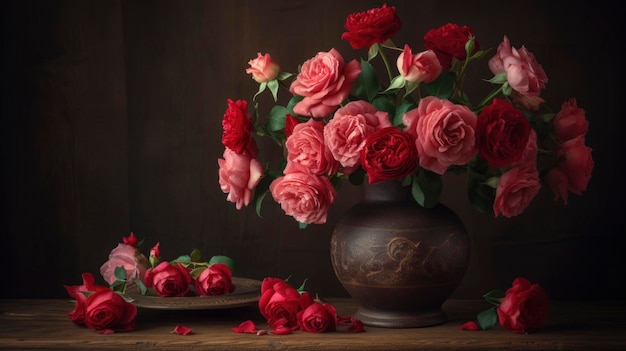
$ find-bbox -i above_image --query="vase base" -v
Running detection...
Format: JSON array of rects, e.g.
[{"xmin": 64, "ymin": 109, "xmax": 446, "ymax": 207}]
[{"xmin": 354, "ymin": 306, "xmax": 447, "ymax": 328}]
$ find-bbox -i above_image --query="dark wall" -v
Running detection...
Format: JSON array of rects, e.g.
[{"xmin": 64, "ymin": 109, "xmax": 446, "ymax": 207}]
[{"xmin": 1, "ymin": 0, "xmax": 624, "ymax": 300}]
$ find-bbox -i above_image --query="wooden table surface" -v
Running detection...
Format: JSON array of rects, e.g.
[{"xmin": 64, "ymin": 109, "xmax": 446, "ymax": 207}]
[{"xmin": 1, "ymin": 298, "xmax": 625, "ymax": 350}]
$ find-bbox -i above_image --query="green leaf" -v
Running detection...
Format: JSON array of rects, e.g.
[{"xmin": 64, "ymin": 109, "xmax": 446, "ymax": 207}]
[
  {"xmin": 483, "ymin": 289, "xmax": 506, "ymax": 306},
  {"xmin": 190, "ymin": 266, "xmax": 207, "ymax": 279},
  {"xmin": 403, "ymin": 81, "xmax": 419, "ymax": 99},
  {"xmin": 384, "ymin": 75, "xmax": 406, "ymax": 93},
  {"xmin": 477, "ymin": 307, "xmax": 499, "ymax": 330},
  {"xmin": 190, "ymin": 248, "xmax": 202, "ymax": 262},
  {"xmin": 367, "ymin": 43, "xmax": 380, "ymax": 61},
  {"xmin": 392, "ymin": 100, "xmax": 416, "ymax": 127},
  {"xmin": 411, "ymin": 170, "xmax": 443, "ymax": 208},
  {"xmin": 255, "ymin": 189, "xmax": 269, "ymax": 218},
  {"xmin": 464, "ymin": 36, "xmax": 476, "ymax": 58},
  {"xmin": 114, "ymin": 266, "xmax": 127, "ymax": 282},
  {"xmin": 485, "ymin": 72, "xmax": 507, "ymax": 84},
  {"xmin": 253, "ymin": 81, "xmax": 267, "ymax": 101},
  {"xmin": 466, "ymin": 157, "xmax": 495, "ymax": 214},
  {"xmin": 356, "ymin": 59, "xmax": 381, "ymax": 102},
  {"xmin": 426, "ymin": 73, "xmax": 455, "ymax": 99},
  {"xmin": 277, "ymin": 72, "xmax": 293, "ymax": 81},
  {"xmin": 109, "ymin": 279, "xmax": 126, "ymax": 291},
  {"xmin": 267, "ymin": 79, "xmax": 279, "ymax": 102},
  {"xmin": 174, "ymin": 255, "xmax": 191, "ymax": 264},
  {"xmin": 297, "ymin": 278, "xmax": 308, "ymax": 293},
  {"xmin": 266, "ymin": 105, "xmax": 289, "ymax": 132},
  {"xmin": 298, "ymin": 222, "xmax": 308, "ymax": 230},
  {"xmin": 134, "ymin": 278, "xmax": 148, "ymax": 295},
  {"xmin": 372, "ymin": 95, "xmax": 395, "ymax": 117},
  {"xmin": 208, "ymin": 255, "xmax": 237, "ymax": 273},
  {"xmin": 287, "ymin": 95, "xmax": 304, "ymax": 115}
]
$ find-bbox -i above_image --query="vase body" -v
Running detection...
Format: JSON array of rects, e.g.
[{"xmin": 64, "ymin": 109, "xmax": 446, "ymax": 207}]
[{"xmin": 330, "ymin": 180, "xmax": 470, "ymax": 328}]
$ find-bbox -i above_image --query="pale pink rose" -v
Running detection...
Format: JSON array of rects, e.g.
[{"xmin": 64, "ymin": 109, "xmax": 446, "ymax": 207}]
[
  {"xmin": 245, "ymin": 52, "xmax": 280, "ymax": 83},
  {"xmin": 100, "ymin": 243, "xmax": 148, "ymax": 285},
  {"xmin": 403, "ymin": 96, "xmax": 477, "ymax": 175},
  {"xmin": 555, "ymin": 136, "xmax": 593, "ymax": 196},
  {"xmin": 494, "ymin": 166, "xmax": 541, "ymax": 218},
  {"xmin": 545, "ymin": 168, "xmax": 570, "ymax": 204},
  {"xmin": 396, "ymin": 45, "xmax": 442, "ymax": 83},
  {"xmin": 512, "ymin": 129, "xmax": 538, "ymax": 167},
  {"xmin": 488, "ymin": 36, "xmax": 547, "ymax": 110},
  {"xmin": 289, "ymin": 48, "xmax": 361, "ymax": 118},
  {"xmin": 286, "ymin": 119, "xmax": 340, "ymax": 176},
  {"xmin": 553, "ymin": 98, "xmax": 588, "ymax": 142},
  {"xmin": 269, "ymin": 163, "xmax": 337, "ymax": 224},
  {"xmin": 218, "ymin": 148, "xmax": 264, "ymax": 210},
  {"xmin": 323, "ymin": 100, "xmax": 391, "ymax": 172}
]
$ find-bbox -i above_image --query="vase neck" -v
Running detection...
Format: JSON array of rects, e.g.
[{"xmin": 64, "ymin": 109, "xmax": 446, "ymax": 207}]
[{"xmin": 363, "ymin": 180, "xmax": 412, "ymax": 202}]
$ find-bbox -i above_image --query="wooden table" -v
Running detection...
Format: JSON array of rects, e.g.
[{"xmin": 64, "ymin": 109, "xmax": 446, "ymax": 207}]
[{"xmin": 1, "ymin": 298, "xmax": 625, "ymax": 350}]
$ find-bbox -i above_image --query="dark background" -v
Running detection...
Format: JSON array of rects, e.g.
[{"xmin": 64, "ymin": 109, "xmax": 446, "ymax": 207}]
[{"xmin": 1, "ymin": 0, "xmax": 624, "ymax": 300}]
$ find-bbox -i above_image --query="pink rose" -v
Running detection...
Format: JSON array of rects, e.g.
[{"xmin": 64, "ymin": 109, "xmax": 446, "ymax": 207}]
[
  {"xmin": 488, "ymin": 36, "xmax": 547, "ymax": 110},
  {"xmin": 258, "ymin": 277, "xmax": 314, "ymax": 330},
  {"xmin": 218, "ymin": 148, "xmax": 264, "ymax": 210},
  {"xmin": 84, "ymin": 289, "xmax": 137, "ymax": 333},
  {"xmin": 269, "ymin": 163, "xmax": 337, "ymax": 224},
  {"xmin": 245, "ymin": 52, "xmax": 280, "ymax": 83},
  {"xmin": 323, "ymin": 100, "xmax": 391, "ymax": 172},
  {"xmin": 555, "ymin": 136, "xmax": 593, "ymax": 196},
  {"xmin": 99, "ymin": 243, "xmax": 148, "ymax": 286},
  {"xmin": 545, "ymin": 168, "xmax": 570, "ymax": 204},
  {"xmin": 297, "ymin": 301, "xmax": 338, "ymax": 333},
  {"xmin": 493, "ymin": 166, "xmax": 541, "ymax": 218},
  {"xmin": 194, "ymin": 263, "xmax": 235, "ymax": 296},
  {"xmin": 403, "ymin": 96, "xmax": 477, "ymax": 175},
  {"xmin": 144, "ymin": 261, "xmax": 192, "ymax": 297},
  {"xmin": 286, "ymin": 119, "xmax": 339, "ymax": 176},
  {"xmin": 289, "ymin": 48, "xmax": 361, "ymax": 118},
  {"xmin": 553, "ymin": 98, "xmax": 588, "ymax": 142},
  {"xmin": 396, "ymin": 45, "xmax": 442, "ymax": 83},
  {"xmin": 497, "ymin": 277, "xmax": 549, "ymax": 333}
]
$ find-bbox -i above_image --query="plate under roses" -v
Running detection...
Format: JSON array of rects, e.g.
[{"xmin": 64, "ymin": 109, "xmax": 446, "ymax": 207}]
[{"xmin": 126, "ymin": 277, "xmax": 262, "ymax": 310}]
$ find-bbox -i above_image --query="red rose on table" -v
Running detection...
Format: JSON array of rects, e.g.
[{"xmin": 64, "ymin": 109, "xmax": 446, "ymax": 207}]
[
  {"xmin": 84, "ymin": 289, "xmax": 137, "ymax": 333},
  {"xmin": 497, "ymin": 277, "xmax": 549, "ymax": 333},
  {"xmin": 476, "ymin": 98, "xmax": 531, "ymax": 168},
  {"xmin": 144, "ymin": 261, "xmax": 192, "ymax": 297},
  {"xmin": 424, "ymin": 23, "xmax": 479, "ymax": 69},
  {"xmin": 360, "ymin": 127, "xmax": 418, "ymax": 183},
  {"xmin": 258, "ymin": 277, "xmax": 314, "ymax": 330},
  {"xmin": 194, "ymin": 263, "xmax": 235, "ymax": 296},
  {"xmin": 297, "ymin": 301, "xmax": 337, "ymax": 333},
  {"xmin": 341, "ymin": 3, "xmax": 402, "ymax": 49},
  {"xmin": 64, "ymin": 272, "xmax": 108, "ymax": 325},
  {"xmin": 222, "ymin": 98, "xmax": 257, "ymax": 157}
]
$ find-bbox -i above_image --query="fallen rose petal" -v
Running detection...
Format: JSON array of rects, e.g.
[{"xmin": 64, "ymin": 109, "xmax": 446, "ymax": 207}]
[
  {"xmin": 256, "ymin": 330, "xmax": 268, "ymax": 336},
  {"xmin": 337, "ymin": 316, "xmax": 352, "ymax": 325},
  {"xmin": 173, "ymin": 325, "xmax": 193, "ymax": 335},
  {"xmin": 347, "ymin": 318, "xmax": 365, "ymax": 332},
  {"xmin": 98, "ymin": 329, "xmax": 115, "ymax": 335},
  {"xmin": 459, "ymin": 321, "xmax": 480, "ymax": 331},
  {"xmin": 232, "ymin": 320, "xmax": 257, "ymax": 333},
  {"xmin": 272, "ymin": 326, "xmax": 292, "ymax": 335}
]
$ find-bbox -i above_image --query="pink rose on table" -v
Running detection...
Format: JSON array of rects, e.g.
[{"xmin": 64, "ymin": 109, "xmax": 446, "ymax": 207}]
[
  {"xmin": 553, "ymin": 98, "xmax": 588, "ymax": 142},
  {"xmin": 84, "ymin": 289, "xmax": 137, "ymax": 333},
  {"xmin": 218, "ymin": 148, "xmax": 264, "ymax": 210},
  {"xmin": 323, "ymin": 100, "xmax": 391, "ymax": 172},
  {"xmin": 269, "ymin": 163, "xmax": 337, "ymax": 224},
  {"xmin": 554, "ymin": 136, "xmax": 594, "ymax": 196},
  {"xmin": 360, "ymin": 127, "xmax": 418, "ymax": 183},
  {"xmin": 488, "ymin": 36, "xmax": 547, "ymax": 110},
  {"xmin": 297, "ymin": 301, "xmax": 337, "ymax": 333},
  {"xmin": 144, "ymin": 261, "xmax": 192, "ymax": 297},
  {"xmin": 286, "ymin": 119, "xmax": 339, "ymax": 176},
  {"xmin": 493, "ymin": 166, "xmax": 541, "ymax": 218},
  {"xmin": 396, "ymin": 45, "xmax": 442, "ymax": 83},
  {"xmin": 246, "ymin": 52, "xmax": 280, "ymax": 83},
  {"xmin": 476, "ymin": 98, "xmax": 531, "ymax": 168},
  {"xmin": 258, "ymin": 277, "xmax": 314, "ymax": 331},
  {"xmin": 194, "ymin": 263, "xmax": 235, "ymax": 296},
  {"xmin": 221, "ymin": 99, "xmax": 258, "ymax": 157},
  {"xmin": 289, "ymin": 48, "xmax": 361, "ymax": 118},
  {"xmin": 341, "ymin": 3, "xmax": 402, "ymax": 49},
  {"xmin": 423, "ymin": 23, "xmax": 479, "ymax": 69},
  {"xmin": 99, "ymin": 241, "xmax": 148, "ymax": 286},
  {"xmin": 403, "ymin": 96, "xmax": 477, "ymax": 175},
  {"xmin": 497, "ymin": 277, "xmax": 549, "ymax": 333}
]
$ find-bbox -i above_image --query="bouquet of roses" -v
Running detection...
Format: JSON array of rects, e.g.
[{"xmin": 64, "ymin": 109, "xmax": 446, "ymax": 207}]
[{"xmin": 218, "ymin": 3, "xmax": 593, "ymax": 227}]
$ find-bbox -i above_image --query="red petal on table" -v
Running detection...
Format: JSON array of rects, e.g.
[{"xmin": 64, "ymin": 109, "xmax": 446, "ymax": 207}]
[
  {"xmin": 98, "ymin": 329, "xmax": 115, "ymax": 335},
  {"xmin": 173, "ymin": 325, "xmax": 193, "ymax": 335},
  {"xmin": 232, "ymin": 320, "xmax": 258, "ymax": 333},
  {"xmin": 459, "ymin": 321, "xmax": 480, "ymax": 331},
  {"xmin": 271, "ymin": 326, "xmax": 292, "ymax": 335}
]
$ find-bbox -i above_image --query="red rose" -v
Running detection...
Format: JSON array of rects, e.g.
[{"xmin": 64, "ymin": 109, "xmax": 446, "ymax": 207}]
[
  {"xmin": 297, "ymin": 301, "xmax": 337, "ymax": 333},
  {"xmin": 424, "ymin": 23, "xmax": 479, "ymax": 69},
  {"xmin": 360, "ymin": 127, "xmax": 418, "ymax": 183},
  {"xmin": 221, "ymin": 98, "xmax": 258, "ymax": 157},
  {"xmin": 84, "ymin": 289, "xmax": 137, "ymax": 333},
  {"xmin": 64, "ymin": 272, "xmax": 108, "ymax": 325},
  {"xmin": 258, "ymin": 277, "xmax": 314, "ymax": 330},
  {"xmin": 144, "ymin": 261, "xmax": 192, "ymax": 297},
  {"xmin": 194, "ymin": 263, "xmax": 235, "ymax": 296},
  {"xmin": 284, "ymin": 114, "xmax": 299, "ymax": 138},
  {"xmin": 497, "ymin": 277, "xmax": 549, "ymax": 333},
  {"xmin": 341, "ymin": 3, "xmax": 402, "ymax": 49},
  {"xmin": 476, "ymin": 98, "xmax": 531, "ymax": 168},
  {"xmin": 122, "ymin": 232, "xmax": 139, "ymax": 247}
]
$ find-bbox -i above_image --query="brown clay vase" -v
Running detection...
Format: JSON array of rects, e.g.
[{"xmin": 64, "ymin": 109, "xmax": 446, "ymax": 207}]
[{"xmin": 330, "ymin": 179, "xmax": 470, "ymax": 328}]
